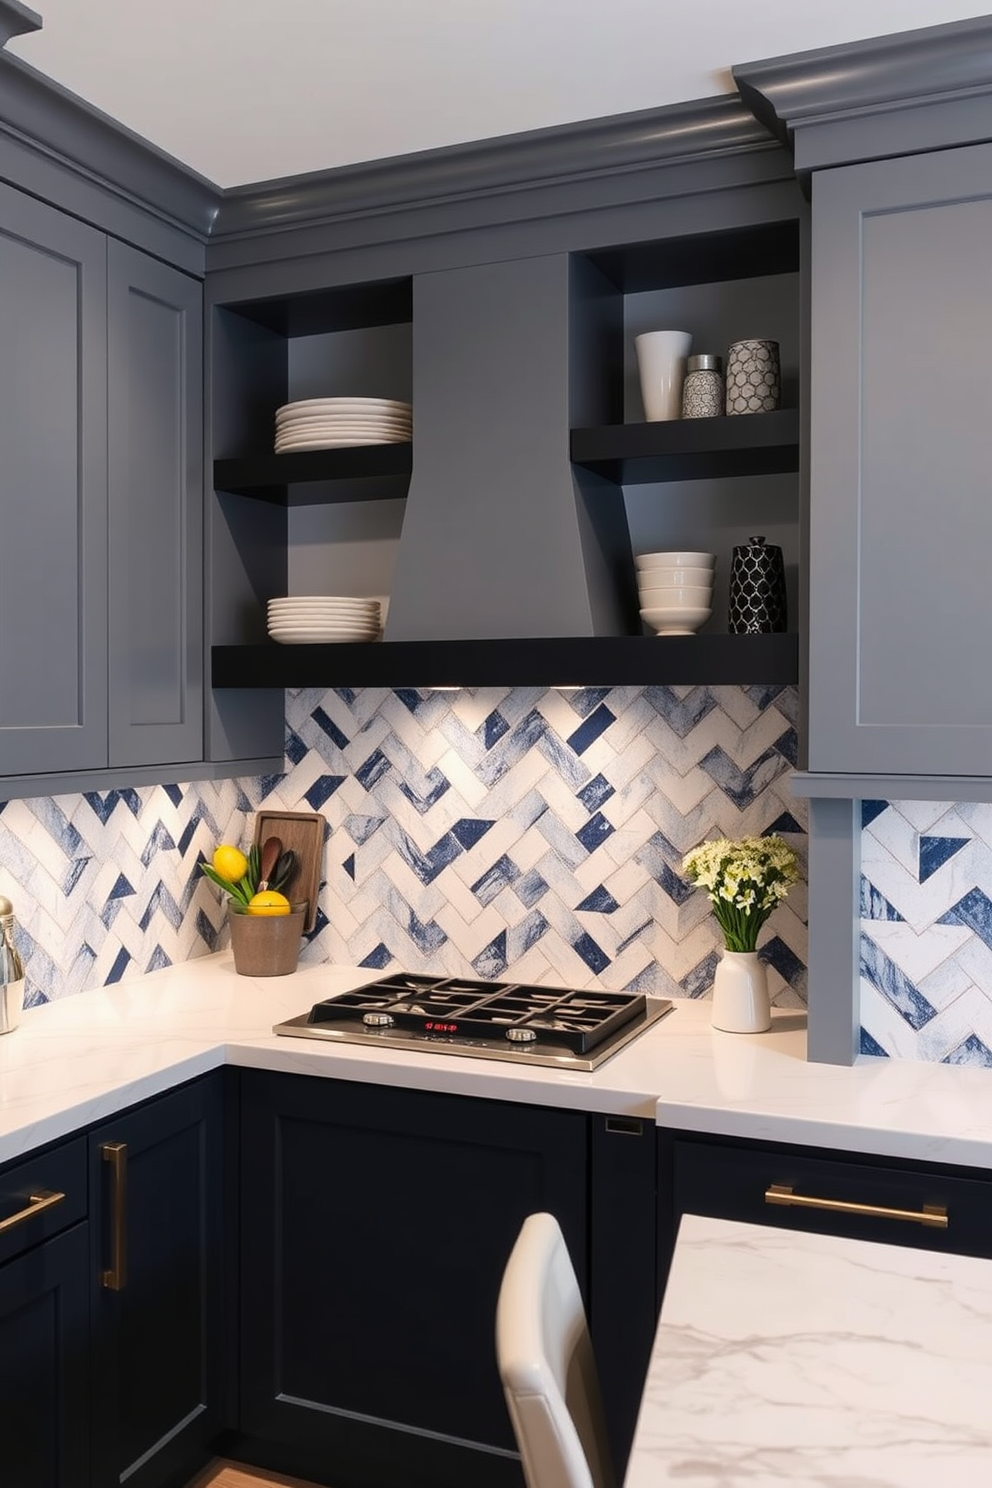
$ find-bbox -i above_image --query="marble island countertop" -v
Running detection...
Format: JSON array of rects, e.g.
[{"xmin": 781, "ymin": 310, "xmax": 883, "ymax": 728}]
[
  {"xmin": 625, "ymin": 1213, "xmax": 992, "ymax": 1488},
  {"xmin": 2, "ymin": 953, "xmax": 992, "ymax": 1167}
]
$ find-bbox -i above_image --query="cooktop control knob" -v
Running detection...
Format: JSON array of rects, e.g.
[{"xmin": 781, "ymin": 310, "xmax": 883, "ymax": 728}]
[
  {"xmin": 506, "ymin": 1026, "xmax": 537, "ymax": 1043},
  {"xmin": 363, "ymin": 1011, "xmax": 395, "ymax": 1028}
]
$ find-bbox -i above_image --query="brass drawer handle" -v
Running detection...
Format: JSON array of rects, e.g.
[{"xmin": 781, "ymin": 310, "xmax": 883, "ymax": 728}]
[
  {"xmin": 101, "ymin": 1141, "xmax": 128, "ymax": 1290},
  {"xmin": 0, "ymin": 1188, "xmax": 66, "ymax": 1235},
  {"xmin": 765, "ymin": 1183, "xmax": 948, "ymax": 1229}
]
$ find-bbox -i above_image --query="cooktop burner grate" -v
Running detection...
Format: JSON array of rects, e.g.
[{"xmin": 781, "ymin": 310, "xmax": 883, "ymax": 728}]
[{"xmin": 305, "ymin": 973, "xmax": 648, "ymax": 1055}]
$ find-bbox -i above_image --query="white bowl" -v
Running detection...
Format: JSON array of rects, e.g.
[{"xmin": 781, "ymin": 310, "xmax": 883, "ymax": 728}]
[
  {"xmin": 640, "ymin": 605, "xmax": 711, "ymax": 635},
  {"xmin": 635, "ymin": 551, "xmax": 716, "ymax": 571},
  {"xmin": 638, "ymin": 585, "xmax": 713, "ymax": 608},
  {"xmin": 636, "ymin": 566, "xmax": 713, "ymax": 588}
]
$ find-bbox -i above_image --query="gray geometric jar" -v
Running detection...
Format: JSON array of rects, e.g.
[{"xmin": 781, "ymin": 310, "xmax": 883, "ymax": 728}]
[
  {"xmin": 725, "ymin": 339, "xmax": 780, "ymax": 415},
  {"xmin": 728, "ymin": 535, "xmax": 787, "ymax": 633}
]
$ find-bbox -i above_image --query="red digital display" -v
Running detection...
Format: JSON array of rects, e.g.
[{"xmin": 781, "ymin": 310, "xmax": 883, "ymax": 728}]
[{"xmin": 424, "ymin": 1020, "xmax": 459, "ymax": 1034}]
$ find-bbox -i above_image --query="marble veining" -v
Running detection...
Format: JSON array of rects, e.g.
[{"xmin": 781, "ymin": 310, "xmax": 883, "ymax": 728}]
[{"xmin": 625, "ymin": 1214, "xmax": 992, "ymax": 1487}]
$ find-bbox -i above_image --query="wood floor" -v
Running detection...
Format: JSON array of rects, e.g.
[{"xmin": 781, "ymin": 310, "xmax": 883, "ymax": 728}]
[{"xmin": 185, "ymin": 1462, "xmax": 326, "ymax": 1488}]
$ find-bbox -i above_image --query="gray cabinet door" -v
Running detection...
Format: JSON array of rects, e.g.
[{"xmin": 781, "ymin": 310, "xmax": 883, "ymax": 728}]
[
  {"xmin": 107, "ymin": 241, "xmax": 203, "ymax": 767},
  {"xmin": 0, "ymin": 184, "xmax": 108, "ymax": 776},
  {"xmin": 808, "ymin": 143, "xmax": 992, "ymax": 776}
]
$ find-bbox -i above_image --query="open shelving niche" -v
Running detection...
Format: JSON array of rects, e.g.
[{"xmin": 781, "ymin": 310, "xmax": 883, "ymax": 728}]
[{"xmin": 211, "ymin": 220, "xmax": 802, "ymax": 692}]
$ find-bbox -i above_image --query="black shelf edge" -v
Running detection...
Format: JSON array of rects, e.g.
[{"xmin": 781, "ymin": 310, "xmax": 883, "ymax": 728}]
[
  {"xmin": 212, "ymin": 634, "xmax": 799, "ymax": 689},
  {"xmin": 214, "ymin": 442, "xmax": 413, "ymax": 501},
  {"xmin": 570, "ymin": 408, "xmax": 800, "ymax": 484}
]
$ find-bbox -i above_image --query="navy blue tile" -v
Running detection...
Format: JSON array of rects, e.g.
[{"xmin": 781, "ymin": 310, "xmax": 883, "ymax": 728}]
[
  {"xmin": 575, "ymin": 885, "xmax": 619, "ymax": 914},
  {"xmin": 344, "ymin": 814, "xmax": 386, "ymax": 846},
  {"xmin": 163, "ymin": 784, "xmax": 184, "ymax": 808},
  {"xmin": 575, "ymin": 813, "xmax": 615, "ymax": 854},
  {"xmin": 356, "ymin": 749, "xmax": 391, "ymax": 790},
  {"xmin": 621, "ymin": 962, "xmax": 665, "ymax": 994},
  {"xmin": 943, "ymin": 1033, "xmax": 992, "ymax": 1068},
  {"xmin": 343, "ymin": 854, "xmax": 356, "ymax": 881},
  {"xmin": 765, "ymin": 811, "xmax": 805, "ymax": 836},
  {"xmin": 566, "ymin": 704, "xmax": 616, "ymax": 756},
  {"xmin": 509, "ymin": 911, "xmax": 549, "ymax": 960},
  {"xmin": 939, "ymin": 888, "xmax": 992, "ymax": 952},
  {"xmin": 397, "ymin": 830, "xmax": 462, "ymax": 885},
  {"xmin": 572, "ymin": 932, "xmax": 610, "ymax": 975},
  {"xmin": 861, "ymin": 800, "xmax": 889, "ymax": 829},
  {"xmin": 477, "ymin": 709, "xmax": 548, "ymax": 787},
  {"xmin": 139, "ymin": 883, "xmax": 182, "ymax": 933},
  {"xmin": 146, "ymin": 945, "xmax": 171, "ymax": 973},
  {"xmin": 643, "ymin": 686, "xmax": 715, "ymax": 739},
  {"xmin": 305, "ymin": 775, "xmax": 346, "ymax": 811},
  {"xmin": 568, "ymin": 687, "xmax": 611, "ymax": 719},
  {"xmin": 451, "ymin": 818, "xmax": 494, "ymax": 850},
  {"xmin": 303, "ymin": 905, "xmax": 330, "ymax": 943},
  {"xmin": 860, "ymin": 934, "xmax": 937, "ymax": 1030},
  {"xmin": 772, "ymin": 727, "xmax": 799, "ymax": 767},
  {"xmin": 760, "ymin": 935, "xmax": 806, "ymax": 993},
  {"xmin": 537, "ymin": 728, "xmax": 588, "ymax": 789},
  {"xmin": 480, "ymin": 709, "xmax": 510, "ymax": 749},
  {"xmin": 311, "ymin": 706, "xmax": 350, "ymax": 750},
  {"xmin": 681, "ymin": 950, "xmax": 720, "ymax": 999},
  {"xmin": 471, "ymin": 855, "xmax": 520, "ymax": 907},
  {"xmin": 139, "ymin": 821, "xmax": 176, "ymax": 869},
  {"xmin": 860, "ymin": 875, "xmax": 904, "ymax": 922},
  {"xmin": 106, "ymin": 946, "xmax": 132, "ymax": 984},
  {"xmin": 394, "ymin": 688, "xmax": 426, "ymax": 714},
  {"xmin": 577, "ymin": 774, "xmax": 615, "ymax": 814},
  {"xmin": 397, "ymin": 767, "xmax": 451, "ymax": 814},
  {"xmin": 919, "ymin": 835, "xmax": 969, "ymax": 883},
  {"xmin": 360, "ymin": 941, "xmax": 394, "ymax": 970},
  {"xmin": 177, "ymin": 817, "xmax": 198, "ymax": 856},
  {"xmin": 744, "ymin": 684, "xmax": 788, "ymax": 710},
  {"xmin": 109, "ymin": 873, "xmax": 135, "ymax": 901},
  {"xmin": 195, "ymin": 908, "xmax": 222, "ymax": 953},
  {"xmin": 699, "ymin": 746, "xmax": 786, "ymax": 809},
  {"xmin": 859, "ymin": 1027, "xmax": 890, "ymax": 1058},
  {"xmin": 473, "ymin": 931, "xmax": 508, "ymax": 981},
  {"xmin": 635, "ymin": 834, "xmax": 695, "ymax": 906},
  {"xmin": 285, "ymin": 728, "xmax": 309, "ymax": 766},
  {"xmin": 406, "ymin": 909, "xmax": 447, "ymax": 955},
  {"xmin": 515, "ymin": 870, "xmax": 548, "ymax": 908},
  {"xmin": 63, "ymin": 856, "xmax": 90, "ymax": 896}
]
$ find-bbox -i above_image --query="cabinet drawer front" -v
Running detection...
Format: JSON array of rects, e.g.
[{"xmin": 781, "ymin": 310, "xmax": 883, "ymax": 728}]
[
  {"xmin": 0, "ymin": 1137, "xmax": 87, "ymax": 1267},
  {"xmin": 672, "ymin": 1139, "xmax": 992, "ymax": 1257}
]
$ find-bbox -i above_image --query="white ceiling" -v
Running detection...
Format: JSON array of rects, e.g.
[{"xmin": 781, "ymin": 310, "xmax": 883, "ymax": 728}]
[{"xmin": 8, "ymin": 1, "xmax": 991, "ymax": 189}]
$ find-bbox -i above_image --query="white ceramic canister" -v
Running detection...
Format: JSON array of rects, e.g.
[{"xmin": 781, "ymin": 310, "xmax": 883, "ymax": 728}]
[{"xmin": 634, "ymin": 330, "xmax": 692, "ymax": 421}]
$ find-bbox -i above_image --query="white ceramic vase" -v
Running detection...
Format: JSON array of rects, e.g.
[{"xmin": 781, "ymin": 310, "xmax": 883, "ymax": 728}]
[
  {"xmin": 634, "ymin": 330, "xmax": 692, "ymax": 421},
  {"xmin": 710, "ymin": 949, "xmax": 771, "ymax": 1034}
]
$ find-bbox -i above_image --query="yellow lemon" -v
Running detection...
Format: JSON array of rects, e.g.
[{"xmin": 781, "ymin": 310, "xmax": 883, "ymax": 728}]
[
  {"xmin": 247, "ymin": 890, "xmax": 291, "ymax": 916},
  {"xmin": 212, "ymin": 844, "xmax": 249, "ymax": 883}
]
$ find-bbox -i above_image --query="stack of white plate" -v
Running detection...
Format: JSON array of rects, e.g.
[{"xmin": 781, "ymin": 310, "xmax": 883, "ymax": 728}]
[
  {"xmin": 274, "ymin": 397, "xmax": 412, "ymax": 453},
  {"xmin": 635, "ymin": 551, "xmax": 716, "ymax": 635},
  {"xmin": 267, "ymin": 596, "xmax": 382, "ymax": 645}
]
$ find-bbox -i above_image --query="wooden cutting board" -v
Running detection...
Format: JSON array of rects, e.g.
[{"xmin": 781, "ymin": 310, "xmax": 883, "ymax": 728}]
[{"xmin": 252, "ymin": 809, "xmax": 325, "ymax": 932}]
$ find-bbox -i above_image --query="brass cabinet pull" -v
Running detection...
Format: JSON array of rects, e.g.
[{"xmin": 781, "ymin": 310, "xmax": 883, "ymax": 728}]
[
  {"xmin": 0, "ymin": 1188, "xmax": 65, "ymax": 1235},
  {"xmin": 765, "ymin": 1183, "xmax": 948, "ymax": 1229},
  {"xmin": 101, "ymin": 1141, "xmax": 128, "ymax": 1290}
]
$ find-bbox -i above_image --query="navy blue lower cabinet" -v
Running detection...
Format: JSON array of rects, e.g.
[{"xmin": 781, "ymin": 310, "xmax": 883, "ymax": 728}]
[
  {"xmin": 0, "ymin": 1222, "xmax": 90, "ymax": 1488},
  {"xmin": 236, "ymin": 1072, "xmax": 589, "ymax": 1488},
  {"xmin": 88, "ymin": 1074, "xmax": 225, "ymax": 1488},
  {"xmin": 658, "ymin": 1129, "xmax": 992, "ymax": 1293}
]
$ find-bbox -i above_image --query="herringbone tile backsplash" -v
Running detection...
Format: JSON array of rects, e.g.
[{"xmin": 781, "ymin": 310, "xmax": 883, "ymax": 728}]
[{"xmin": 1, "ymin": 685, "xmax": 807, "ymax": 1011}]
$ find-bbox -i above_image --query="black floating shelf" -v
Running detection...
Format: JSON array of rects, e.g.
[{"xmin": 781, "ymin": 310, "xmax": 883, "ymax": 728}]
[
  {"xmin": 570, "ymin": 408, "xmax": 800, "ymax": 484},
  {"xmin": 212, "ymin": 634, "xmax": 798, "ymax": 690},
  {"xmin": 214, "ymin": 442, "xmax": 413, "ymax": 503}
]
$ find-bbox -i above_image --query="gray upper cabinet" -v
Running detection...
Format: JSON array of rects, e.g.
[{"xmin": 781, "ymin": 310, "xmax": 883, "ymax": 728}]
[
  {"xmin": 0, "ymin": 182, "xmax": 109, "ymax": 778},
  {"xmin": 807, "ymin": 143, "xmax": 992, "ymax": 778},
  {"xmin": 0, "ymin": 180, "xmax": 203, "ymax": 791},
  {"xmin": 107, "ymin": 241, "xmax": 203, "ymax": 768}
]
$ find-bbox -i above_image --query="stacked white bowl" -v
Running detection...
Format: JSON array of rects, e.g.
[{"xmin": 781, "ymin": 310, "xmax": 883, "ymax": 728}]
[
  {"xmin": 635, "ymin": 551, "xmax": 716, "ymax": 635},
  {"xmin": 267, "ymin": 596, "xmax": 382, "ymax": 644}
]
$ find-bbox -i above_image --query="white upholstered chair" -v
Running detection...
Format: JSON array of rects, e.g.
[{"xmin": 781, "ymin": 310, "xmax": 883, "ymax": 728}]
[{"xmin": 495, "ymin": 1212, "xmax": 616, "ymax": 1488}]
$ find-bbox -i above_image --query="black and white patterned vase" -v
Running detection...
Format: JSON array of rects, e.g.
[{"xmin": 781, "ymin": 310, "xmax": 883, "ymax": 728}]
[
  {"xmin": 725, "ymin": 339, "xmax": 780, "ymax": 415},
  {"xmin": 728, "ymin": 535, "xmax": 787, "ymax": 633}
]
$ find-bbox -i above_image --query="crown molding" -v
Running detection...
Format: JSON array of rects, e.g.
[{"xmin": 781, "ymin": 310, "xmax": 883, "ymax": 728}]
[
  {"xmin": 212, "ymin": 93, "xmax": 777, "ymax": 243},
  {"xmin": 0, "ymin": 53, "xmax": 221, "ymax": 244},
  {"xmin": 0, "ymin": 0, "xmax": 40, "ymax": 48},
  {"xmin": 734, "ymin": 15, "xmax": 992, "ymax": 168}
]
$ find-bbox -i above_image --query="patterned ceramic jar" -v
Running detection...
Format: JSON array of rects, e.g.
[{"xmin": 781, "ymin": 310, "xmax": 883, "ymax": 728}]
[
  {"xmin": 725, "ymin": 339, "xmax": 780, "ymax": 415},
  {"xmin": 728, "ymin": 535, "xmax": 787, "ymax": 633},
  {"xmin": 681, "ymin": 354, "xmax": 724, "ymax": 418}
]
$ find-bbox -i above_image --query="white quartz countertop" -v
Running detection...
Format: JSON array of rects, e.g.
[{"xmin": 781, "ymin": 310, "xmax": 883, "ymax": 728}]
[
  {"xmin": 624, "ymin": 1213, "xmax": 992, "ymax": 1488},
  {"xmin": 3, "ymin": 953, "xmax": 992, "ymax": 1168}
]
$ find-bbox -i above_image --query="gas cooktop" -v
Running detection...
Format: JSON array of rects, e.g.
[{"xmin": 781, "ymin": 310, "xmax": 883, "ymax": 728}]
[{"xmin": 273, "ymin": 973, "xmax": 673, "ymax": 1071}]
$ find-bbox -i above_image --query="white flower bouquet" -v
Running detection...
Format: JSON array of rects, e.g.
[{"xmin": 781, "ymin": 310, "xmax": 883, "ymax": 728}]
[{"xmin": 681, "ymin": 835, "xmax": 800, "ymax": 953}]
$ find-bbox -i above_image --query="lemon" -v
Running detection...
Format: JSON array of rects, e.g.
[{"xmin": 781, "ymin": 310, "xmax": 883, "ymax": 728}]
[
  {"xmin": 247, "ymin": 890, "xmax": 291, "ymax": 917},
  {"xmin": 212, "ymin": 844, "xmax": 249, "ymax": 883}
]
